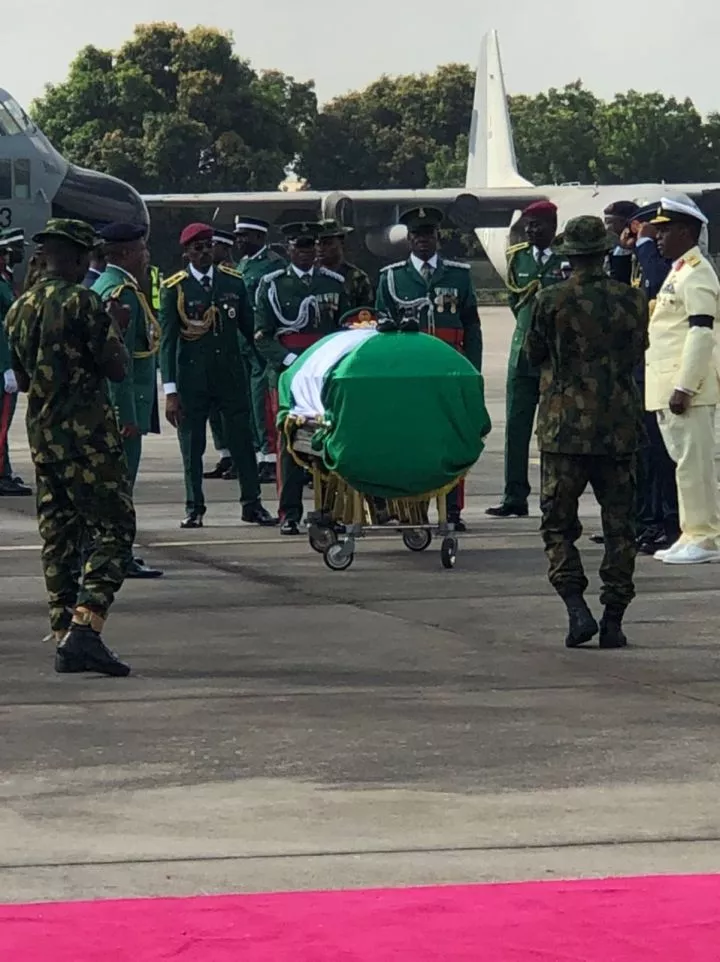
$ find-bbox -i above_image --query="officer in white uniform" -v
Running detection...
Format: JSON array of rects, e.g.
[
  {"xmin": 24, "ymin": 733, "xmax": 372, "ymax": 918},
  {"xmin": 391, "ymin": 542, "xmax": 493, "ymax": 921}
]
[{"xmin": 645, "ymin": 198, "xmax": 720, "ymax": 564}]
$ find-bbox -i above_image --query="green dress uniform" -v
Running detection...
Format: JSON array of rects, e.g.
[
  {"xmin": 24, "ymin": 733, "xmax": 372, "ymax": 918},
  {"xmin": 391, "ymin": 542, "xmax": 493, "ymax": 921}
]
[
  {"xmin": 159, "ymin": 263, "xmax": 261, "ymax": 517},
  {"xmin": 375, "ymin": 254, "xmax": 482, "ymax": 520},
  {"xmin": 255, "ymin": 263, "xmax": 350, "ymax": 522},
  {"xmin": 92, "ymin": 265, "xmax": 160, "ymax": 488},
  {"xmin": 502, "ymin": 242, "xmax": 566, "ymax": 510},
  {"xmin": 0, "ymin": 276, "xmax": 17, "ymax": 482}
]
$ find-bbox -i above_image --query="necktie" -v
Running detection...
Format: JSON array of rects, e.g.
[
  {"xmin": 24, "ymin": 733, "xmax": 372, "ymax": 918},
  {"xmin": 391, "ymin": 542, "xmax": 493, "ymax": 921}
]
[
  {"xmin": 200, "ymin": 274, "xmax": 211, "ymax": 290},
  {"xmin": 421, "ymin": 262, "xmax": 433, "ymax": 282},
  {"xmin": 535, "ymin": 250, "xmax": 545, "ymax": 268},
  {"xmin": 301, "ymin": 273, "xmax": 312, "ymax": 288}
]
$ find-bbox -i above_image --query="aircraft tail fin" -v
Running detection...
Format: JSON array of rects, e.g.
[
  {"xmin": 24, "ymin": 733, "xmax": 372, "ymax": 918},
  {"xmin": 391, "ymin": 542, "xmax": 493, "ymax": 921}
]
[{"xmin": 466, "ymin": 30, "xmax": 532, "ymax": 190}]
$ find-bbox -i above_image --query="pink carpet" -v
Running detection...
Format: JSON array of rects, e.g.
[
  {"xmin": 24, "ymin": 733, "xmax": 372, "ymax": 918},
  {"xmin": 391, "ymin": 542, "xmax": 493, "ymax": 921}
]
[{"xmin": 2, "ymin": 875, "xmax": 719, "ymax": 960}]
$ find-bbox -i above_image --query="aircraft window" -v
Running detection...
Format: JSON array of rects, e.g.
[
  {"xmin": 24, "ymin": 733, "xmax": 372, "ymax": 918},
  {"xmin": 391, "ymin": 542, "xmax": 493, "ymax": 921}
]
[
  {"xmin": 0, "ymin": 159, "xmax": 10, "ymax": 198},
  {"xmin": 13, "ymin": 159, "xmax": 30, "ymax": 199},
  {"xmin": 0, "ymin": 103, "xmax": 24, "ymax": 136},
  {"xmin": 0, "ymin": 95, "xmax": 31, "ymax": 133}
]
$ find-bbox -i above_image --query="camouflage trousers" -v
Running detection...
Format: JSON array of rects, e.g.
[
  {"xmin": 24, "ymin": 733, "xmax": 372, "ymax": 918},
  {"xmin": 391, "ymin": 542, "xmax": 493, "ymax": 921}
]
[
  {"xmin": 540, "ymin": 452, "xmax": 637, "ymax": 608},
  {"xmin": 36, "ymin": 454, "xmax": 136, "ymax": 632}
]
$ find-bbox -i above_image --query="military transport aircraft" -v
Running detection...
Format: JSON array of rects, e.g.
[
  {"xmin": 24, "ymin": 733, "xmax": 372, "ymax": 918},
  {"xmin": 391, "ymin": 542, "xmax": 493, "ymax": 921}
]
[{"xmin": 1, "ymin": 30, "xmax": 719, "ymax": 280}]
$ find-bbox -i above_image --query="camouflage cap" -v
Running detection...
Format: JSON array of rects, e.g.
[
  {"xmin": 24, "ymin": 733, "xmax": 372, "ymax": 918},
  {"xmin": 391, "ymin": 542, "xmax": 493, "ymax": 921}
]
[
  {"xmin": 552, "ymin": 216, "xmax": 616, "ymax": 256},
  {"xmin": 318, "ymin": 218, "xmax": 352, "ymax": 239},
  {"xmin": 32, "ymin": 218, "xmax": 97, "ymax": 250}
]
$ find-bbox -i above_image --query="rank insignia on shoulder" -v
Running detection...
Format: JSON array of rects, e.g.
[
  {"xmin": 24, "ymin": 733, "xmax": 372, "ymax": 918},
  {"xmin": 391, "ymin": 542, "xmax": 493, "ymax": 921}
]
[
  {"xmin": 686, "ymin": 255, "xmax": 702, "ymax": 268},
  {"xmin": 162, "ymin": 270, "xmax": 188, "ymax": 288},
  {"xmin": 218, "ymin": 264, "xmax": 244, "ymax": 279},
  {"xmin": 442, "ymin": 259, "xmax": 471, "ymax": 269},
  {"xmin": 318, "ymin": 266, "xmax": 345, "ymax": 283},
  {"xmin": 380, "ymin": 261, "xmax": 406, "ymax": 273},
  {"xmin": 506, "ymin": 242, "xmax": 530, "ymax": 255}
]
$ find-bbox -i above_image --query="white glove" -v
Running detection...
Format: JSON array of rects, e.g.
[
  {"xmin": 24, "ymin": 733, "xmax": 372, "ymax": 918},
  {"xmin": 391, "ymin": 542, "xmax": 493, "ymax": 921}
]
[{"xmin": 3, "ymin": 370, "xmax": 17, "ymax": 394}]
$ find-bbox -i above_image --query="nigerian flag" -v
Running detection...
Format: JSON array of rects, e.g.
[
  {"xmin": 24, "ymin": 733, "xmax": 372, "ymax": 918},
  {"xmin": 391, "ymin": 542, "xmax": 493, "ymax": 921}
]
[{"xmin": 278, "ymin": 328, "xmax": 491, "ymax": 499}]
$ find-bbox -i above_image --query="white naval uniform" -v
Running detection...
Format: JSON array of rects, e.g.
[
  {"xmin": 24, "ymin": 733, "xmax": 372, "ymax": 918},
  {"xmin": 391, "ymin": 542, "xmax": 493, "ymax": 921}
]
[{"xmin": 646, "ymin": 245, "xmax": 720, "ymax": 549}]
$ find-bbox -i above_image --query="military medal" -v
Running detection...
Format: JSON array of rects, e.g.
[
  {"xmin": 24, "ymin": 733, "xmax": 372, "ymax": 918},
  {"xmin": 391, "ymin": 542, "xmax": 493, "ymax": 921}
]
[{"xmin": 435, "ymin": 292, "xmax": 444, "ymax": 314}]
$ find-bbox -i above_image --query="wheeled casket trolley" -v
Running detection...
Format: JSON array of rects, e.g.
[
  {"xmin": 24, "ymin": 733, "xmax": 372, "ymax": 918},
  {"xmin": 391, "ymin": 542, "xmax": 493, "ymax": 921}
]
[
  {"xmin": 288, "ymin": 419, "xmax": 461, "ymax": 571},
  {"xmin": 277, "ymin": 316, "xmax": 491, "ymax": 573}
]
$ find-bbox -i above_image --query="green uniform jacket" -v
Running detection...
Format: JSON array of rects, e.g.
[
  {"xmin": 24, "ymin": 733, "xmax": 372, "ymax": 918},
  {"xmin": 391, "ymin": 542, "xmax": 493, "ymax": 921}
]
[
  {"xmin": 238, "ymin": 247, "xmax": 288, "ymax": 307},
  {"xmin": 159, "ymin": 264, "xmax": 254, "ymax": 394},
  {"xmin": 375, "ymin": 257, "xmax": 482, "ymax": 371},
  {"xmin": 254, "ymin": 265, "xmax": 350, "ymax": 386},
  {"xmin": 338, "ymin": 261, "xmax": 375, "ymax": 308},
  {"xmin": 505, "ymin": 243, "xmax": 566, "ymax": 377},
  {"xmin": 526, "ymin": 266, "xmax": 648, "ymax": 457},
  {"xmin": 92, "ymin": 265, "xmax": 159, "ymax": 435},
  {"xmin": 0, "ymin": 278, "xmax": 13, "ymax": 371}
]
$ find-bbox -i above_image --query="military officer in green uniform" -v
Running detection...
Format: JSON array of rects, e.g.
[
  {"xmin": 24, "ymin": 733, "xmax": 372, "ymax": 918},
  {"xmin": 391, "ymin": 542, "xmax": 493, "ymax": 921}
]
[
  {"xmin": 255, "ymin": 222, "xmax": 350, "ymax": 535},
  {"xmin": 236, "ymin": 215, "xmax": 287, "ymax": 484},
  {"xmin": 486, "ymin": 200, "xmax": 566, "ymax": 519},
  {"xmin": 375, "ymin": 206, "xmax": 482, "ymax": 530},
  {"xmin": 159, "ymin": 222, "xmax": 277, "ymax": 529},
  {"xmin": 316, "ymin": 219, "xmax": 375, "ymax": 307},
  {"xmin": 0, "ymin": 228, "xmax": 32, "ymax": 497},
  {"xmin": 204, "ymin": 229, "xmax": 240, "ymax": 480},
  {"xmin": 92, "ymin": 222, "xmax": 163, "ymax": 579}
]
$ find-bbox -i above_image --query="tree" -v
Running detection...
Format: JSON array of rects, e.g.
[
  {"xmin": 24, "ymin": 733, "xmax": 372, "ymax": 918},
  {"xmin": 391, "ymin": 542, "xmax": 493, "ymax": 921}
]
[{"xmin": 31, "ymin": 23, "xmax": 317, "ymax": 194}]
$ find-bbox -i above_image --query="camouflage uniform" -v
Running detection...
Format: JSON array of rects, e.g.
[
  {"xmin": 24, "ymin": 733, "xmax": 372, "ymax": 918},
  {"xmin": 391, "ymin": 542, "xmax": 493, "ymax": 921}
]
[
  {"xmin": 4, "ymin": 231, "xmax": 136, "ymax": 635},
  {"xmin": 526, "ymin": 217, "xmax": 648, "ymax": 610},
  {"xmin": 337, "ymin": 261, "xmax": 375, "ymax": 309}
]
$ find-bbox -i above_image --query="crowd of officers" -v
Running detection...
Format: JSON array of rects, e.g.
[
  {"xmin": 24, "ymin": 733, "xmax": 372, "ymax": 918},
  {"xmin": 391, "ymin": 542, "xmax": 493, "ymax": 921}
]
[
  {"xmin": 0, "ymin": 193, "xmax": 717, "ymax": 676},
  {"xmin": 0, "ymin": 206, "xmax": 482, "ymax": 677}
]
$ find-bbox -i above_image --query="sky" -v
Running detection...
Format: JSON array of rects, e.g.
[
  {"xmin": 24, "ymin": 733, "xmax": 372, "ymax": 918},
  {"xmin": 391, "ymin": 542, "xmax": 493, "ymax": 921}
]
[{"xmin": 5, "ymin": 0, "xmax": 720, "ymax": 115}]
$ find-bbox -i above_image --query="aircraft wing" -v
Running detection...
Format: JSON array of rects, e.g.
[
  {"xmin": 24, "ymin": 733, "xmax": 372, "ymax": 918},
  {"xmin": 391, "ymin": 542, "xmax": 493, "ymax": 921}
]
[{"xmin": 141, "ymin": 187, "xmax": 547, "ymax": 229}]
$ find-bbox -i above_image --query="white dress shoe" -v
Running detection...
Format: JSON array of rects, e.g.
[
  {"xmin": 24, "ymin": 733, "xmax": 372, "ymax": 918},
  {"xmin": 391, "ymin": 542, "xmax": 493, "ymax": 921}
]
[
  {"xmin": 663, "ymin": 543, "xmax": 720, "ymax": 565},
  {"xmin": 654, "ymin": 540, "xmax": 683, "ymax": 561}
]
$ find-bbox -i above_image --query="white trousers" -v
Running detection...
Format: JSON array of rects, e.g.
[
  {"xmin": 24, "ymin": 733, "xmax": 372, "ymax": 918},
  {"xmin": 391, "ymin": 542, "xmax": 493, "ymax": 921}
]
[{"xmin": 657, "ymin": 405, "xmax": 720, "ymax": 547}]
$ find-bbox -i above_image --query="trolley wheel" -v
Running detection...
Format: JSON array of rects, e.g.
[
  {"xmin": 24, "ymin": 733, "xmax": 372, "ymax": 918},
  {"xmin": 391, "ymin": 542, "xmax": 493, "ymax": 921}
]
[
  {"xmin": 308, "ymin": 523, "xmax": 337, "ymax": 554},
  {"xmin": 441, "ymin": 535, "xmax": 458, "ymax": 569},
  {"xmin": 402, "ymin": 528, "xmax": 433, "ymax": 552},
  {"xmin": 323, "ymin": 542, "xmax": 354, "ymax": 571}
]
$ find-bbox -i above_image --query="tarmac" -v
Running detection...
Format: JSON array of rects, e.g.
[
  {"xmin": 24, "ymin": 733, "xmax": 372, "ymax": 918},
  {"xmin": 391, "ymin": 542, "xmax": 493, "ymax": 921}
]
[{"xmin": 2, "ymin": 306, "xmax": 720, "ymax": 904}]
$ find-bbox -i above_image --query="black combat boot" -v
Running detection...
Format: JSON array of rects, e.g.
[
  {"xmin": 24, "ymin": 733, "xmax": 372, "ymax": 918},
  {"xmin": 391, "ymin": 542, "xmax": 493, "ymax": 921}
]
[
  {"xmin": 55, "ymin": 624, "xmax": 131, "ymax": 677},
  {"xmin": 562, "ymin": 594, "xmax": 599, "ymax": 648},
  {"xmin": 599, "ymin": 605, "xmax": 628, "ymax": 649}
]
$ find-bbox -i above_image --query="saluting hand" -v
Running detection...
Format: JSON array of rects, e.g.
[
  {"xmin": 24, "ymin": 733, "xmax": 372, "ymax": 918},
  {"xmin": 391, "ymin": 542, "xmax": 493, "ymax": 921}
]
[{"xmin": 165, "ymin": 394, "xmax": 183, "ymax": 429}]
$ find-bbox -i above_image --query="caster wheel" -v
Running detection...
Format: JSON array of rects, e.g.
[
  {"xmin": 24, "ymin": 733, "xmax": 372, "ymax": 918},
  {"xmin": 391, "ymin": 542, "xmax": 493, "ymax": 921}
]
[
  {"xmin": 402, "ymin": 528, "xmax": 432, "ymax": 552},
  {"xmin": 323, "ymin": 542, "xmax": 354, "ymax": 571},
  {"xmin": 308, "ymin": 523, "xmax": 337, "ymax": 554},
  {"xmin": 441, "ymin": 535, "xmax": 458, "ymax": 569}
]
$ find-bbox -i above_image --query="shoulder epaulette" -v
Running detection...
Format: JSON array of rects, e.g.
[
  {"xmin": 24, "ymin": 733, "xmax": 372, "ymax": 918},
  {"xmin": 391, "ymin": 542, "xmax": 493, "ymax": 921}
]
[
  {"xmin": 218, "ymin": 263, "xmax": 244, "ymax": 279},
  {"xmin": 318, "ymin": 266, "xmax": 345, "ymax": 283},
  {"xmin": 259, "ymin": 268, "xmax": 286, "ymax": 285},
  {"xmin": 686, "ymin": 254, "xmax": 702, "ymax": 268},
  {"xmin": 442, "ymin": 259, "xmax": 471, "ymax": 269},
  {"xmin": 162, "ymin": 270, "xmax": 188, "ymax": 289},
  {"xmin": 506, "ymin": 242, "xmax": 530, "ymax": 256},
  {"xmin": 380, "ymin": 261, "xmax": 406, "ymax": 273}
]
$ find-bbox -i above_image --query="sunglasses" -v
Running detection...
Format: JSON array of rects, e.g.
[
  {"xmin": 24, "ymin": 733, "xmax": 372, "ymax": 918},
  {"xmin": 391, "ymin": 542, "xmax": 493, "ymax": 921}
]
[{"xmin": 188, "ymin": 241, "xmax": 213, "ymax": 252}]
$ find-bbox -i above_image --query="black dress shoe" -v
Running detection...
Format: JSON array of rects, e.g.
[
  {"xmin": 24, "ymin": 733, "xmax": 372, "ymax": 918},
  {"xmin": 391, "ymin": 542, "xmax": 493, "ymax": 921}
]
[
  {"xmin": 222, "ymin": 466, "xmax": 238, "ymax": 480},
  {"xmin": 181, "ymin": 511, "xmax": 204, "ymax": 529},
  {"xmin": 55, "ymin": 625, "xmax": 131, "ymax": 677},
  {"xmin": 377, "ymin": 317, "xmax": 398, "ymax": 333},
  {"xmin": 203, "ymin": 456, "xmax": 233, "ymax": 479},
  {"xmin": 0, "ymin": 476, "xmax": 32, "ymax": 496},
  {"xmin": 241, "ymin": 502, "xmax": 278, "ymax": 526},
  {"xmin": 399, "ymin": 318, "xmax": 420, "ymax": 332},
  {"xmin": 126, "ymin": 557, "xmax": 164, "ymax": 579},
  {"xmin": 280, "ymin": 520, "xmax": 301, "ymax": 536},
  {"xmin": 449, "ymin": 515, "xmax": 468, "ymax": 533},
  {"xmin": 485, "ymin": 503, "xmax": 528, "ymax": 518},
  {"xmin": 588, "ymin": 534, "xmax": 605, "ymax": 545}
]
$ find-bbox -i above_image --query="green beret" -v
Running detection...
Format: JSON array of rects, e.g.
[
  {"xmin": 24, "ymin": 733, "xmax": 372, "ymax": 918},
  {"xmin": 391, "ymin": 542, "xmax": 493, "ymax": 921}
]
[{"xmin": 32, "ymin": 218, "xmax": 97, "ymax": 250}]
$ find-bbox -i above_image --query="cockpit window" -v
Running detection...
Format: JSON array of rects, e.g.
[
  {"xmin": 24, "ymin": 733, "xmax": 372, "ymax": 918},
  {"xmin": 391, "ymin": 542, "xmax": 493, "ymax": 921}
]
[{"xmin": 0, "ymin": 96, "xmax": 32, "ymax": 136}]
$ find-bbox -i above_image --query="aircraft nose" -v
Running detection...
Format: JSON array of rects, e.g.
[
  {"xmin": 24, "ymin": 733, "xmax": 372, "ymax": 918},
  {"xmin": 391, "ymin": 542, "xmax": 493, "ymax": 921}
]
[{"xmin": 50, "ymin": 163, "xmax": 149, "ymax": 231}]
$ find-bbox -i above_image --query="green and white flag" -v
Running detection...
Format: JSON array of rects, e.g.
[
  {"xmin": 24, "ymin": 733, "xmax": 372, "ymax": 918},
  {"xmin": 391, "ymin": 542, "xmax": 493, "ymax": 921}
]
[{"xmin": 278, "ymin": 329, "xmax": 491, "ymax": 499}]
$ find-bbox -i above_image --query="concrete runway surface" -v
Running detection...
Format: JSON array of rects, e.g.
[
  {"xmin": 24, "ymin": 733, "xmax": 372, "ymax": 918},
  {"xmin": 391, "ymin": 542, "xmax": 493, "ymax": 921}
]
[{"xmin": 2, "ymin": 307, "xmax": 720, "ymax": 904}]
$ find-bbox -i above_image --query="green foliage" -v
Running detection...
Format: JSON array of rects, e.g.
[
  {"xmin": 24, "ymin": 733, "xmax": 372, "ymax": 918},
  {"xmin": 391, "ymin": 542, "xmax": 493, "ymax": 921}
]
[{"xmin": 31, "ymin": 23, "xmax": 317, "ymax": 194}]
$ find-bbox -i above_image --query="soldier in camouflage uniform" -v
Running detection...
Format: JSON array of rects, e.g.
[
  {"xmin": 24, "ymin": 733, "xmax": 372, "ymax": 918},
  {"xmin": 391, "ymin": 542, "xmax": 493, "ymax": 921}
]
[
  {"xmin": 526, "ymin": 216, "xmax": 648, "ymax": 649},
  {"xmin": 316, "ymin": 220, "xmax": 374, "ymax": 308},
  {"xmin": 4, "ymin": 219, "xmax": 136, "ymax": 676}
]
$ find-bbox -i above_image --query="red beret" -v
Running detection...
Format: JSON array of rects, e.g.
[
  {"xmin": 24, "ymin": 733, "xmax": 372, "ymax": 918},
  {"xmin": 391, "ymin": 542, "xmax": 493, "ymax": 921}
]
[
  {"xmin": 522, "ymin": 200, "xmax": 558, "ymax": 218},
  {"xmin": 179, "ymin": 222, "xmax": 214, "ymax": 246}
]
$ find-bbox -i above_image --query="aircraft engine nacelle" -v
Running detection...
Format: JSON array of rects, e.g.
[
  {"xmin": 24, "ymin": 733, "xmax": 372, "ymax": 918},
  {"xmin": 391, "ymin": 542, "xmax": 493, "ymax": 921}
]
[
  {"xmin": 364, "ymin": 225, "xmax": 409, "ymax": 259},
  {"xmin": 321, "ymin": 191, "xmax": 355, "ymax": 227}
]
